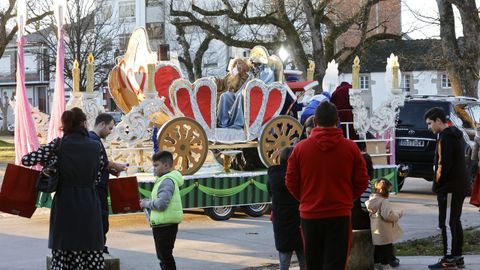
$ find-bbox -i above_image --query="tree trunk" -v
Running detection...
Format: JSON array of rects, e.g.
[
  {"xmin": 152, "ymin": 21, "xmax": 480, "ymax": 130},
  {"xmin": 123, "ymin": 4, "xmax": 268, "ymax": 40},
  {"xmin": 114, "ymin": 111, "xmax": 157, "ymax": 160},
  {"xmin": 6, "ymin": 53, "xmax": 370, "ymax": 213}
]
[
  {"xmin": 193, "ymin": 35, "xmax": 214, "ymax": 80},
  {"xmin": 175, "ymin": 25, "xmax": 195, "ymax": 82},
  {"xmin": 436, "ymin": 0, "xmax": 480, "ymax": 98}
]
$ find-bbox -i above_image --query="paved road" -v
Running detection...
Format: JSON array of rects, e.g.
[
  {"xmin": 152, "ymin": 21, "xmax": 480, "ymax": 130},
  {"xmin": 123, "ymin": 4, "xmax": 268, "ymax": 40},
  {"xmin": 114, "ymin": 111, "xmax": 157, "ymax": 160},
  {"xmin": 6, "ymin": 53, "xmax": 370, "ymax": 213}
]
[{"xmin": 0, "ymin": 175, "xmax": 479, "ymax": 269}]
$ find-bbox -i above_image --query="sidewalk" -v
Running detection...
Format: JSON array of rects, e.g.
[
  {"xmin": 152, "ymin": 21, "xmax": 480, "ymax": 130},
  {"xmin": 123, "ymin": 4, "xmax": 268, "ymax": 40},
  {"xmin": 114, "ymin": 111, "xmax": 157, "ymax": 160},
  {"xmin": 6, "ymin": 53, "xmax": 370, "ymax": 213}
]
[{"xmin": 277, "ymin": 255, "xmax": 480, "ymax": 270}]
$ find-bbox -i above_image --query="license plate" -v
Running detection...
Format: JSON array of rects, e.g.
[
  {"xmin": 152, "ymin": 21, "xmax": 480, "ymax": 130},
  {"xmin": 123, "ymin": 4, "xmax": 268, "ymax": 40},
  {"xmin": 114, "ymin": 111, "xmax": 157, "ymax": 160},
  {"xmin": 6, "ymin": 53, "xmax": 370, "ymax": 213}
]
[{"xmin": 399, "ymin": 139, "xmax": 425, "ymax": 147}]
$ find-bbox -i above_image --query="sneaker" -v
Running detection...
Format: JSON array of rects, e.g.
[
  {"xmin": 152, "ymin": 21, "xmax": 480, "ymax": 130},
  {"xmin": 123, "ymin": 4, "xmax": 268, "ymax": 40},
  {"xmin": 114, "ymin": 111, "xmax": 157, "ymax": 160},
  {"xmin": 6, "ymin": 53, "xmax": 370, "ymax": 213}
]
[
  {"xmin": 389, "ymin": 257, "xmax": 400, "ymax": 267},
  {"xmin": 428, "ymin": 257, "xmax": 457, "ymax": 270},
  {"xmin": 454, "ymin": 256, "xmax": 465, "ymax": 268}
]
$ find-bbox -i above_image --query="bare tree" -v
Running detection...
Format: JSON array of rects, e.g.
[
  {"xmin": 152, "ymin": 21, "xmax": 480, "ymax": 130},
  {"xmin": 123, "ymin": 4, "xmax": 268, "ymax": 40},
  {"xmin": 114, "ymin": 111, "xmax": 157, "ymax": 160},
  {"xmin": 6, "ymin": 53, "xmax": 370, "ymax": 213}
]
[
  {"xmin": 33, "ymin": 0, "xmax": 120, "ymax": 92},
  {"xmin": 174, "ymin": 22, "xmax": 215, "ymax": 82},
  {"xmin": 170, "ymin": 0, "xmax": 400, "ymax": 87},
  {"xmin": 0, "ymin": 0, "xmax": 52, "ymax": 59},
  {"xmin": 436, "ymin": 0, "xmax": 480, "ymax": 97}
]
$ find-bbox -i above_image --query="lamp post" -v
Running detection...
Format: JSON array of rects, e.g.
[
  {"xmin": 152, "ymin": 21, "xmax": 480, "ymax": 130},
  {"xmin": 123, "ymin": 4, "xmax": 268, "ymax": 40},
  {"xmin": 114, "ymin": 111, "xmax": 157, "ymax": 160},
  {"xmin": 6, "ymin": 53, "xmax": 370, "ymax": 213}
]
[{"xmin": 278, "ymin": 46, "xmax": 289, "ymax": 68}]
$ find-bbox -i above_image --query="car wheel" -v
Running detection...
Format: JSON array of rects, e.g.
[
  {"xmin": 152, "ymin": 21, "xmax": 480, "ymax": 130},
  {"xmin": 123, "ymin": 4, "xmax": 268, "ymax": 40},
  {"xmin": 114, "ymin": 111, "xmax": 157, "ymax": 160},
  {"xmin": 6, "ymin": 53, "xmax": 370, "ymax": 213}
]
[
  {"xmin": 203, "ymin": 206, "xmax": 235, "ymax": 221},
  {"xmin": 241, "ymin": 204, "xmax": 271, "ymax": 217}
]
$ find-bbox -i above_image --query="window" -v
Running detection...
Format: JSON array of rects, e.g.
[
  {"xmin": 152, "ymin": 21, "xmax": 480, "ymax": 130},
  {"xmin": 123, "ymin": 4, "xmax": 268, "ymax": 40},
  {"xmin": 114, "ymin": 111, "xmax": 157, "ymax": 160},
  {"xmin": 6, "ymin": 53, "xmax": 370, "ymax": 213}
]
[
  {"xmin": 24, "ymin": 53, "xmax": 38, "ymax": 73},
  {"xmin": 119, "ymin": 1, "xmax": 135, "ymax": 21},
  {"xmin": 203, "ymin": 52, "xmax": 218, "ymax": 68},
  {"xmin": 401, "ymin": 74, "xmax": 411, "ymax": 92},
  {"xmin": 119, "ymin": 34, "xmax": 130, "ymax": 51},
  {"xmin": 0, "ymin": 56, "xmax": 11, "ymax": 74},
  {"xmin": 441, "ymin": 74, "xmax": 451, "ymax": 88},
  {"xmin": 360, "ymin": 75, "xmax": 369, "ymax": 89}
]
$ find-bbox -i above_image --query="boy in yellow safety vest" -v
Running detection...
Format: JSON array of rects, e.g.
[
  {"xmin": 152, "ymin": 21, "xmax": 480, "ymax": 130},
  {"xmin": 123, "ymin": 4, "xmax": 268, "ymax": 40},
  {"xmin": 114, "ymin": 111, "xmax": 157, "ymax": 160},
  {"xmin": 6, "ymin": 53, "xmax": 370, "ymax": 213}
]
[{"xmin": 140, "ymin": 151, "xmax": 184, "ymax": 270}]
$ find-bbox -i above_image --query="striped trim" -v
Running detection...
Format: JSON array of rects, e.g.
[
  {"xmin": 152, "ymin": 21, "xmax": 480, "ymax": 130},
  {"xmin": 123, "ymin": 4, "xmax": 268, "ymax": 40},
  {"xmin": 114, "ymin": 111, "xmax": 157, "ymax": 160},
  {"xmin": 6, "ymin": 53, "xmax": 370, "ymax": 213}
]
[
  {"xmin": 436, "ymin": 139, "xmax": 442, "ymax": 183},
  {"xmin": 445, "ymin": 193, "xmax": 453, "ymax": 256}
]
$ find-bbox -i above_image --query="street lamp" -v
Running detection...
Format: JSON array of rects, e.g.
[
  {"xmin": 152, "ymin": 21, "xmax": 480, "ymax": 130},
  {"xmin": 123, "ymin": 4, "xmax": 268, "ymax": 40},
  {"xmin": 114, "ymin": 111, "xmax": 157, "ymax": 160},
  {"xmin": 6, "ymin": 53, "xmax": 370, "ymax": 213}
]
[{"xmin": 278, "ymin": 46, "xmax": 289, "ymax": 63}]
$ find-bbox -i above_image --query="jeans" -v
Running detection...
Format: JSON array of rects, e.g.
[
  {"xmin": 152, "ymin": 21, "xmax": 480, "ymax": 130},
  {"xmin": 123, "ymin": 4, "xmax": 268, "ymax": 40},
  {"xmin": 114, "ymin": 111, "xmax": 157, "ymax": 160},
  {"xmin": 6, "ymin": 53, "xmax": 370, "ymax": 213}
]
[
  {"xmin": 279, "ymin": 249, "xmax": 306, "ymax": 270},
  {"xmin": 152, "ymin": 224, "xmax": 178, "ymax": 270}
]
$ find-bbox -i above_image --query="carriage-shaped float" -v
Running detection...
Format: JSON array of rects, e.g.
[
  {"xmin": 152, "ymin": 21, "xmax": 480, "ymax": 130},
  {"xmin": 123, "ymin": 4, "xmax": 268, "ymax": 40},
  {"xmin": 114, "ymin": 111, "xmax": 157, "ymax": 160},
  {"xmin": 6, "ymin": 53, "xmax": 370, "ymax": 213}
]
[{"xmin": 105, "ymin": 28, "xmax": 303, "ymax": 219}]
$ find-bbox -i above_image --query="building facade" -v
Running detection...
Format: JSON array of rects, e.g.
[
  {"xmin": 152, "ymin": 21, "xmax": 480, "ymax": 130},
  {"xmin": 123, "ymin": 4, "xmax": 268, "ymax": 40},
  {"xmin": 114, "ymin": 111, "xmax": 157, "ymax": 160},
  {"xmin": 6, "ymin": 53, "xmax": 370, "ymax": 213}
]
[{"xmin": 0, "ymin": 33, "xmax": 50, "ymax": 114}]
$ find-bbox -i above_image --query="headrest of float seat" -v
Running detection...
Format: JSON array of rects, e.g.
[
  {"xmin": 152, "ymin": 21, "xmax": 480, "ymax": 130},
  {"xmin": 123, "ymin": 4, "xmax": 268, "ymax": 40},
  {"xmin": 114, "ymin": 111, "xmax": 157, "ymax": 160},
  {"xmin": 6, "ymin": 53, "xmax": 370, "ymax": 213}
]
[{"xmin": 250, "ymin": 46, "xmax": 269, "ymax": 64}]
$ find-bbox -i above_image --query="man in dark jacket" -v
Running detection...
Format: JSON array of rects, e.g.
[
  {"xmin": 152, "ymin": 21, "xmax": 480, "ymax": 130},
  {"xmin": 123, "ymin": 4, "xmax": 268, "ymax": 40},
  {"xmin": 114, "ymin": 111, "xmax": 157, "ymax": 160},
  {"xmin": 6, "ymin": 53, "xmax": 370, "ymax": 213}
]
[
  {"xmin": 89, "ymin": 113, "xmax": 127, "ymax": 254},
  {"xmin": 285, "ymin": 101, "xmax": 369, "ymax": 270},
  {"xmin": 424, "ymin": 107, "xmax": 467, "ymax": 270}
]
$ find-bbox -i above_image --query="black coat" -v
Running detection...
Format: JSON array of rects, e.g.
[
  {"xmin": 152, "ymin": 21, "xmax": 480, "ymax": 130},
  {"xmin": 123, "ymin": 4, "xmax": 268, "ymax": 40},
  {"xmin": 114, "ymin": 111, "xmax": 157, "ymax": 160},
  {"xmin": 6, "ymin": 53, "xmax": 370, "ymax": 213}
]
[
  {"xmin": 267, "ymin": 165, "xmax": 303, "ymax": 252},
  {"xmin": 49, "ymin": 130, "xmax": 104, "ymax": 250}
]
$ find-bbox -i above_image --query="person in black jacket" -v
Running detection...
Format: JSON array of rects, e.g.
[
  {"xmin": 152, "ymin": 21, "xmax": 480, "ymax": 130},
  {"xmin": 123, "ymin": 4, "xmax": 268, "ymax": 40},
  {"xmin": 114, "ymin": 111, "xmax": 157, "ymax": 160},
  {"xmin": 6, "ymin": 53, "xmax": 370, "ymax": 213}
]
[
  {"xmin": 267, "ymin": 147, "xmax": 305, "ymax": 270},
  {"xmin": 351, "ymin": 142, "xmax": 373, "ymax": 230},
  {"xmin": 424, "ymin": 107, "xmax": 467, "ymax": 270},
  {"xmin": 22, "ymin": 107, "xmax": 105, "ymax": 269},
  {"xmin": 89, "ymin": 113, "xmax": 127, "ymax": 254}
]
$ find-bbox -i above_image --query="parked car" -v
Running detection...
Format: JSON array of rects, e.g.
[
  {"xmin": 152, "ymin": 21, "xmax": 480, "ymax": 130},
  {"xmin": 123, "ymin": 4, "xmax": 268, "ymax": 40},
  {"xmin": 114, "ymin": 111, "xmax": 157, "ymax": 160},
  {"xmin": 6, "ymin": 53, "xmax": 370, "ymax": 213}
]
[{"xmin": 395, "ymin": 95, "xmax": 479, "ymax": 191}]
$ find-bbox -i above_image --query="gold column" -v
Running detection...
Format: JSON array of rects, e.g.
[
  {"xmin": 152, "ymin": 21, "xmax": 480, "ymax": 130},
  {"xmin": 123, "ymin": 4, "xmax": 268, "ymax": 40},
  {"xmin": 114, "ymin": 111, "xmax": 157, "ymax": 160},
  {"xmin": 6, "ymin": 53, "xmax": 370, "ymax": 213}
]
[
  {"xmin": 72, "ymin": 59, "xmax": 80, "ymax": 92},
  {"xmin": 86, "ymin": 53, "xmax": 94, "ymax": 92},
  {"xmin": 352, "ymin": 56, "xmax": 360, "ymax": 89}
]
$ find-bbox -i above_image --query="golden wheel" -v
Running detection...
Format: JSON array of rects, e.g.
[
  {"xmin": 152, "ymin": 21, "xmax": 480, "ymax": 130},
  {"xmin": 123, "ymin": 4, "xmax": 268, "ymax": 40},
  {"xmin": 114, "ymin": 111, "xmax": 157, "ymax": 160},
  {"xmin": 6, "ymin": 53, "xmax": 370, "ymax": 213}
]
[
  {"xmin": 157, "ymin": 117, "xmax": 208, "ymax": 175},
  {"xmin": 258, "ymin": 115, "xmax": 303, "ymax": 167}
]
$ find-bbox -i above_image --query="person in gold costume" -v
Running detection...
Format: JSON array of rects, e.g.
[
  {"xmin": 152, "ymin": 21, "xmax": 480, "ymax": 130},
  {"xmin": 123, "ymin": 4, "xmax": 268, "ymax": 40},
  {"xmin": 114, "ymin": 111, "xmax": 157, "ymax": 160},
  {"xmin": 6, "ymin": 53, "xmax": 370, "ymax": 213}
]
[{"xmin": 216, "ymin": 58, "xmax": 252, "ymax": 128}]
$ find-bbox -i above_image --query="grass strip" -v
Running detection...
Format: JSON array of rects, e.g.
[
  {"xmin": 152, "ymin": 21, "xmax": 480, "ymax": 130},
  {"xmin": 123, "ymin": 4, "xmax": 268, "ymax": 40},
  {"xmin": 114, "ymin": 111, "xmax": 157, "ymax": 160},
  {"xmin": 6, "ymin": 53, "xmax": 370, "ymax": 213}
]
[
  {"xmin": 396, "ymin": 227, "xmax": 480, "ymax": 256},
  {"xmin": 0, "ymin": 139, "xmax": 15, "ymax": 162}
]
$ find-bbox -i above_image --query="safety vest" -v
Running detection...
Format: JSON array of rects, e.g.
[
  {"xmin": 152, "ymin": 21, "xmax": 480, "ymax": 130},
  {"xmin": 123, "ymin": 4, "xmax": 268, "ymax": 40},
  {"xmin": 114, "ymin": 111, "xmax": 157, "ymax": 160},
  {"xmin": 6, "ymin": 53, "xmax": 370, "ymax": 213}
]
[{"xmin": 150, "ymin": 170, "xmax": 184, "ymax": 226}]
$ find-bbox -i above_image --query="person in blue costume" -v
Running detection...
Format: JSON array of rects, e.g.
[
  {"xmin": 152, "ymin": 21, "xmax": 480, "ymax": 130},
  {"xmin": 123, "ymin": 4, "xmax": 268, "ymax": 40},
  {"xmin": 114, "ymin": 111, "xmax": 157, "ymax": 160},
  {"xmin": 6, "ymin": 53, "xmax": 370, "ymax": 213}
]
[{"xmin": 217, "ymin": 48, "xmax": 275, "ymax": 129}]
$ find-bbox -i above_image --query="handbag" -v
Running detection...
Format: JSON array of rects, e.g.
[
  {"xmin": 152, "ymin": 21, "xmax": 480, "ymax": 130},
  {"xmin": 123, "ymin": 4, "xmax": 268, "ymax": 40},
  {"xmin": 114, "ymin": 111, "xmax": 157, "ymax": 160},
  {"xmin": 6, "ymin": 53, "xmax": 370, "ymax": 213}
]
[
  {"xmin": 0, "ymin": 163, "xmax": 40, "ymax": 218},
  {"xmin": 470, "ymin": 172, "xmax": 480, "ymax": 207},
  {"xmin": 35, "ymin": 139, "xmax": 62, "ymax": 193},
  {"xmin": 108, "ymin": 176, "xmax": 141, "ymax": 214}
]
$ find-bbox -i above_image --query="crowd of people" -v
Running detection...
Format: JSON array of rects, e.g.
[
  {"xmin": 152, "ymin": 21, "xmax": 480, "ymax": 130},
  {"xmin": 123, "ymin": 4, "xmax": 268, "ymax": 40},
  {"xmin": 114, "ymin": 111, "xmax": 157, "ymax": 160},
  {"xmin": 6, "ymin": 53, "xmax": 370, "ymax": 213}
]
[{"xmin": 20, "ymin": 76, "xmax": 469, "ymax": 270}]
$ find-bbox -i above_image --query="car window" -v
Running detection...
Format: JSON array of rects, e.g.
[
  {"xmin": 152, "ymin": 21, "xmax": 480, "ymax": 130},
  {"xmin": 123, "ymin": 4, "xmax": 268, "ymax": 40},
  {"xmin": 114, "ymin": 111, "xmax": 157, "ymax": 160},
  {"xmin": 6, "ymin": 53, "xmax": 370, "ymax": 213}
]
[
  {"xmin": 454, "ymin": 104, "xmax": 474, "ymax": 129},
  {"xmin": 397, "ymin": 102, "xmax": 449, "ymax": 129},
  {"xmin": 468, "ymin": 105, "xmax": 480, "ymax": 124}
]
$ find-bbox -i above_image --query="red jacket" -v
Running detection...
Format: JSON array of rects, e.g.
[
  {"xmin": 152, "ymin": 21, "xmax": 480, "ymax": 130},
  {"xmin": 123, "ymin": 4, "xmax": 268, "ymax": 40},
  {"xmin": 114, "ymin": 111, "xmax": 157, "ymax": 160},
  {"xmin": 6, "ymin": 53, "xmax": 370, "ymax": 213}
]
[{"xmin": 285, "ymin": 127, "xmax": 369, "ymax": 219}]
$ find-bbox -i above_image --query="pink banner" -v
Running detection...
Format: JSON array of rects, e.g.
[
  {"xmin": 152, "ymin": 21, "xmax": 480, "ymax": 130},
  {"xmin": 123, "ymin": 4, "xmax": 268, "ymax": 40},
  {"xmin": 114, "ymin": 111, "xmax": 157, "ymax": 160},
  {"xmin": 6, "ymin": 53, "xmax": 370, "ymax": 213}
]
[
  {"xmin": 47, "ymin": 29, "xmax": 66, "ymax": 141},
  {"xmin": 14, "ymin": 37, "xmax": 40, "ymax": 165}
]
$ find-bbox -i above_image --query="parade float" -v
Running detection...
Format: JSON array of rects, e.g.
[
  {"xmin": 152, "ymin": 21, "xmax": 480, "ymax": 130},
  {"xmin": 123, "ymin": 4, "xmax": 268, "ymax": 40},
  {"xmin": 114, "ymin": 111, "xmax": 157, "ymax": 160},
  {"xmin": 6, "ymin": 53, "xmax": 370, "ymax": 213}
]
[
  {"xmin": 103, "ymin": 28, "xmax": 303, "ymax": 220},
  {"xmin": 29, "ymin": 27, "xmax": 402, "ymax": 221}
]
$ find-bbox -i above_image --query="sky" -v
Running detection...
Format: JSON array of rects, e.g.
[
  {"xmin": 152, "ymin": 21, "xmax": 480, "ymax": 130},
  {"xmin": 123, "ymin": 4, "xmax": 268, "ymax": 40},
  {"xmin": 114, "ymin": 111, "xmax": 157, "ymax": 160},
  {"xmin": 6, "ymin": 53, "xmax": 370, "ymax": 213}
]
[
  {"xmin": 402, "ymin": 0, "xmax": 441, "ymax": 39},
  {"xmin": 402, "ymin": 0, "xmax": 480, "ymax": 39}
]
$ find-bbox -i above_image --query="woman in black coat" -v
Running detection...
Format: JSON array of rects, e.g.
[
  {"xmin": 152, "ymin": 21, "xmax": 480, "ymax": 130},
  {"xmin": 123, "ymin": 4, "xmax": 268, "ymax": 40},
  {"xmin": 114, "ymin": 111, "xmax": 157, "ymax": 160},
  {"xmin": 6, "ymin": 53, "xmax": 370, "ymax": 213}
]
[
  {"xmin": 267, "ymin": 147, "xmax": 305, "ymax": 270},
  {"xmin": 22, "ymin": 107, "xmax": 105, "ymax": 269}
]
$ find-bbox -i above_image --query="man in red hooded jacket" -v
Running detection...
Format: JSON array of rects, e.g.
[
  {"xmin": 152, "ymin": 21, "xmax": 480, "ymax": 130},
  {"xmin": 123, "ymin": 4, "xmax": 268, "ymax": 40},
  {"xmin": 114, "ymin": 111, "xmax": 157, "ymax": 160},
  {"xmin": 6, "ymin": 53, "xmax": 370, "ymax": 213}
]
[{"xmin": 286, "ymin": 101, "xmax": 369, "ymax": 270}]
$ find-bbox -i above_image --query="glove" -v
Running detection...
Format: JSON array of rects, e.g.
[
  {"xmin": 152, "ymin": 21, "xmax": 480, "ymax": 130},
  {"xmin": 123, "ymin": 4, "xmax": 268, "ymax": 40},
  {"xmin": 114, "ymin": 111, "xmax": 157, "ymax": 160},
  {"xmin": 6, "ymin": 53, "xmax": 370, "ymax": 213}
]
[{"xmin": 140, "ymin": 199, "xmax": 151, "ymax": 209}]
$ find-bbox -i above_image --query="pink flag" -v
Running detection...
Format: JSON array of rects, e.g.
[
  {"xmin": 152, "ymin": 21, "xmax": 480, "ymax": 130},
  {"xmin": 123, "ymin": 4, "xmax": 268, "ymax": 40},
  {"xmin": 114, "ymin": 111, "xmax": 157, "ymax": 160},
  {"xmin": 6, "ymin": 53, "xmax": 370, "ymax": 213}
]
[
  {"xmin": 47, "ymin": 29, "xmax": 66, "ymax": 141},
  {"xmin": 14, "ymin": 37, "xmax": 40, "ymax": 165}
]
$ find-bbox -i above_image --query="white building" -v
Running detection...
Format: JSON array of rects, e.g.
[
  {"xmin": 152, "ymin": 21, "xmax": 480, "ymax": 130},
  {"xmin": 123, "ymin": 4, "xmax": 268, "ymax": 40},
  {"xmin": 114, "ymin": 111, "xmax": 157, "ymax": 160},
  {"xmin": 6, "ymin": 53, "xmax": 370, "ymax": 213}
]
[
  {"xmin": 339, "ymin": 39, "xmax": 463, "ymax": 111},
  {"xmin": 0, "ymin": 32, "xmax": 50, "ymax": 113}
]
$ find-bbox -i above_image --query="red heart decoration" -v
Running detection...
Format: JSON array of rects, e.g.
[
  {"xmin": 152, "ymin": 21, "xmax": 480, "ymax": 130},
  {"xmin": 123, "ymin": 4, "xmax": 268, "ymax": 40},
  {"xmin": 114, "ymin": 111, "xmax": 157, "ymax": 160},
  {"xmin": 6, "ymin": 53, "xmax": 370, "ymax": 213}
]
[
  {"xmin": 175, "ymin": 88, "xmax": 194, "ymax": 119},
  {"xmin": 125, "ymin": 66, "xmax": 146, "ymax": 95},
  {"xmin": 262, "ymin": 88, "xmax": 283, "ymax": 125},
  {"xmin": 155, "ymin": 66, "xmax": 181, "ymax": 114},
  {"xmin": 118, "ymin": 60, "xmax": 127, "ymax": 88},
  {"xmin": 196, "ymin": 86, "xmax": 213, "ymax": 128},
  {"xmin": 248, "ymin": 86, "xmax": 264, "ymax": 126}
]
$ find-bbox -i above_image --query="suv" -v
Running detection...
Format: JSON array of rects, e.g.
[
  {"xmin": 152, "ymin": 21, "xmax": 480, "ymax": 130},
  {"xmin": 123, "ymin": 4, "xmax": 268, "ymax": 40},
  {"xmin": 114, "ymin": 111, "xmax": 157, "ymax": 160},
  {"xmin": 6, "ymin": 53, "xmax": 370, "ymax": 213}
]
[{"xmin": 395, "ymin": 95, "xmax": 479, "ymax": 191}]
